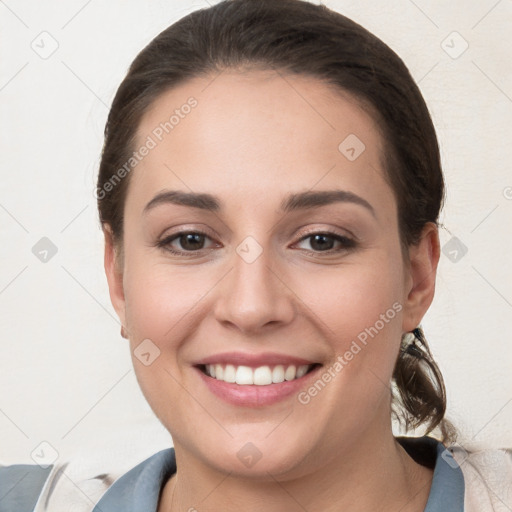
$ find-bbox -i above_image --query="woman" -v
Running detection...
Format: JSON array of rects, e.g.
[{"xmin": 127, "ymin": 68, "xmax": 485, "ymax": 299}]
[{"xmin": 1, "ymin": 0, "xmax": 510, "ymax": 510}]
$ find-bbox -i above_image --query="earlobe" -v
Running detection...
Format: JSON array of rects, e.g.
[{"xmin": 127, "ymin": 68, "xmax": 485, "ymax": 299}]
[
  {"xmin": 401, "ymin": 222, "xmax": 440, "ymax": 333},
  {"xmin": 103, "ymin": 225, "xmax": 127, "ymax": 329}
]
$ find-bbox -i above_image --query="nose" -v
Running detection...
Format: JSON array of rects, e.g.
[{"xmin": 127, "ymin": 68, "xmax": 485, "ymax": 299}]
[{"xmin": 213, "ymin": 241, "xmax": 295, "ymax": 334}]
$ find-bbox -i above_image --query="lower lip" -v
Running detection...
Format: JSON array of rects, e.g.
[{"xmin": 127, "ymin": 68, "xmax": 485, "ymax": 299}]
[{"xmin": 195, "ymin": 366, "xmax": 322, "ymax": 407}]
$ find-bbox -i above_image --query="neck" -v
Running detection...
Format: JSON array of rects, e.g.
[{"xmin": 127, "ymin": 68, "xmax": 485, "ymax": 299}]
[{"xmin": 159, "ymin": 425, "xmax": 433, "ymax": 512}]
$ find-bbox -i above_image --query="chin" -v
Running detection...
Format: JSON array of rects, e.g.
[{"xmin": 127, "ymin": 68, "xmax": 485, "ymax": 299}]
[{"xmin": 187, "ymin": 426, "xmax": 318, "ymax": 480}]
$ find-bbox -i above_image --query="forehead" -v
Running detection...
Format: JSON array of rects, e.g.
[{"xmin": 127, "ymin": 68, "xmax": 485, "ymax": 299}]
[{"xmin": 127, "ymin": 69, "xmax": 395, "ymax": 220}]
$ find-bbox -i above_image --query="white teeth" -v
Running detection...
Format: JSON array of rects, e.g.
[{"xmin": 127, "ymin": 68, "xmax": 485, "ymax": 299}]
[
  {"xmin": 284, "ymin": 365, "xmax": 296, "ymax": 381},
  {"xmin": 223, "ymin": 364, "xmax": 236, "ymax": 383},
  {"xmin": 235, "ymin": 365, "xmax": 253, "ymax": 385},
  {"xmin": 204, "ymin": 363, "xmax": 313, "ymax": 385},
  {"xmin": 296, "ymin": 365, "xmax": 309, "ymax": 378},
  {"xmin": 272, "ymin": 365, "xmax": 285, "ymax": 383},
  {"xmin": 254, "ymin": 366, "xmax": 273, "ymax": 385}
]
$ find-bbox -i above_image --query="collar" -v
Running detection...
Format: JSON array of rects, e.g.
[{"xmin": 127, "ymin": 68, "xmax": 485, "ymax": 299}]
[
  {"xmin": 398, "ymin": 436, "xmax": 465, "ymax": 511},
  {"xmin": 93, "ymin": 436, "xmax": 464, "ymax": 511}
]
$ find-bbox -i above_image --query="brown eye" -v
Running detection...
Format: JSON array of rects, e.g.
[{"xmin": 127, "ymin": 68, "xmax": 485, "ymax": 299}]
[
  {"xmin": 295, "ymin": 232, "xmax": 356, "ymax": 254},
  {"xmin": 157, "ymin": 231, "xmax": 216, "ymax": 255}
]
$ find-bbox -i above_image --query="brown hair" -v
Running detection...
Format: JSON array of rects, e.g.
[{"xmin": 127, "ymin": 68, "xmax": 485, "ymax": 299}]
[{"xmin": 97, "ymin": 0, "xmax": 456, "ymax": 443}]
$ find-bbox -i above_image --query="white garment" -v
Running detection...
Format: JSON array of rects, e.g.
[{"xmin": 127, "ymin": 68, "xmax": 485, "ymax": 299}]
[{"xmin": 451, "ymin": 445, "xmax": 512, "ymax": 511}]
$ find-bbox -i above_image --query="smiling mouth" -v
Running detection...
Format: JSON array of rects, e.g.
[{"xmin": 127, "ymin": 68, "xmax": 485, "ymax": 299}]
[{"xmin": 198, "ymin": 363, "xmax": 321, "ymax": 385}]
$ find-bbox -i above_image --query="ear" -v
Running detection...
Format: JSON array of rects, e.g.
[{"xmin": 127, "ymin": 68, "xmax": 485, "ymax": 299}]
[
  {"xmin": 401, "ymin": 222, "xmax": 440, "ymax": 332},
  {"xmin": 103, "ymin": 224, "xmax": 127, "ymax": 330}
]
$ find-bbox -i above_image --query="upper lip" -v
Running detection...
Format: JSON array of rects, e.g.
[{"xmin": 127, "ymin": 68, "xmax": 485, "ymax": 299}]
[{"xmin": 194, "ymin": 351, "xmax": 319, "ymax": 368}]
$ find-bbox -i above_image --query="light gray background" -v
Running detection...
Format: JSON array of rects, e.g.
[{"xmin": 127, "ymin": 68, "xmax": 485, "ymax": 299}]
[{"xmin": 0, "ymin": 0, "xmax": 511, "ymax": 470}]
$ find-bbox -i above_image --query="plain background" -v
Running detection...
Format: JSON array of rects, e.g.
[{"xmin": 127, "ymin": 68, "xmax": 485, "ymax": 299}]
[{"xmin": 0, "ymin": 0, "xmax": 511, "ymax": 470}]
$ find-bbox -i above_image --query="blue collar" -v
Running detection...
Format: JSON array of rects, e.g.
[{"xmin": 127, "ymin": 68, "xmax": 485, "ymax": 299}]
[
  {"xmin": 400, "ymin": 436, "xmax": 465, "ymax": 511},
  {"xmin": 93, "ymin": 436, "xmax": 464, "ymax": 511}
]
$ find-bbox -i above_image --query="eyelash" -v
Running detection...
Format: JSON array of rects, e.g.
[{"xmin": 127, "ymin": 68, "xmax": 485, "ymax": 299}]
[{"xmin": 156, "ymin": 229, "xmax": 357, "ymax": 256}]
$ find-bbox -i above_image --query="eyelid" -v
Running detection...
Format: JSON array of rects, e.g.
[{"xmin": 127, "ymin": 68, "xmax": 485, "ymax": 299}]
[
  {"xmin": 157, "ymin": 225, "xmax": 358, "ymax": 257},
  {"xmin": 157, "ymin": 228, "xmax": 219, "ymax": 251},
  {"xmin": 158, "ymin": 224, "xmax": 355, "ymax": 245},
  {"xmin": 291, "ymin": 230, "xmax": 357, "ymax": 254},
  {"xmin": 293, "ymin": 225, "xmax": 357, "ymax": 243},
  {"xmin": 158, "ymin": 224, "xmax": 219, "ymax": 243}
]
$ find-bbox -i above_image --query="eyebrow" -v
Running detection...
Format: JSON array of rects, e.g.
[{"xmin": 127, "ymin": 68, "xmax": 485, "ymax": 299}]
[{"xmin": 143, "ymin": 189, "xmax": 376, "ymax": 217}]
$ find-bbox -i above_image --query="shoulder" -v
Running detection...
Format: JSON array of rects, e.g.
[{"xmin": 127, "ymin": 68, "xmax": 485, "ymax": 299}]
[
  {"xmin": 0, "ymin": 459, "xmax": 120, "ymax": 512},
  {"xmin": 397, "ymin": 436, "xmax": 512, "ymax": 511},
  {"xmin": 0, "ymin": 462, "xmax": 54, "ymax": 511},
  {"xmin": 450, "ymin": 444, "xmax": 512, "ymax": 511},
  {"xmin": 0, "ymin": 448, "xmax": 175, "ymax": 512}
]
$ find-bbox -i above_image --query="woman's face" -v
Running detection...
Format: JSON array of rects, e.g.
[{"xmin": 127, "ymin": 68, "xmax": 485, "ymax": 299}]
[{"xmin": 105, "ymin": 69, "xmax": 433, "ymax": 478}]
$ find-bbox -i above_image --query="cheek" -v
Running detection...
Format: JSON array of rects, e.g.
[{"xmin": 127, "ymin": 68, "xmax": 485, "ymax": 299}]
[
  {"xmin": 124, "ymin": 251, "xmax": 210, "ymax": 341},
  {"xmin": 122, "ymin": 250, "xmax": 210, "ymax": 383},
  {"xmin": 304, "ymin": 252, "xmax": 404, "ymax": 336},
  {"xmin": 123, "ymin": 261, "xmax": 210, "ymax": 433},
  {"xmin": 296, "ymin": 252, "xmax": 404, "ymax": 396}
]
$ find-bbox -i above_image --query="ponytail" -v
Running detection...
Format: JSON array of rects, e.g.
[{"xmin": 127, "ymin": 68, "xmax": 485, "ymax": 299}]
[{"xmin": 392, "ymin": 327, "xmax": 457, "ymax": 444}]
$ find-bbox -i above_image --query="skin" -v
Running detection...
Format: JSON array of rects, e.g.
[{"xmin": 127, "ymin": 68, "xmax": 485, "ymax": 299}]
[{"xmin": 103, "ymin": 69, "xmax": 440, "ymax": 511}]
